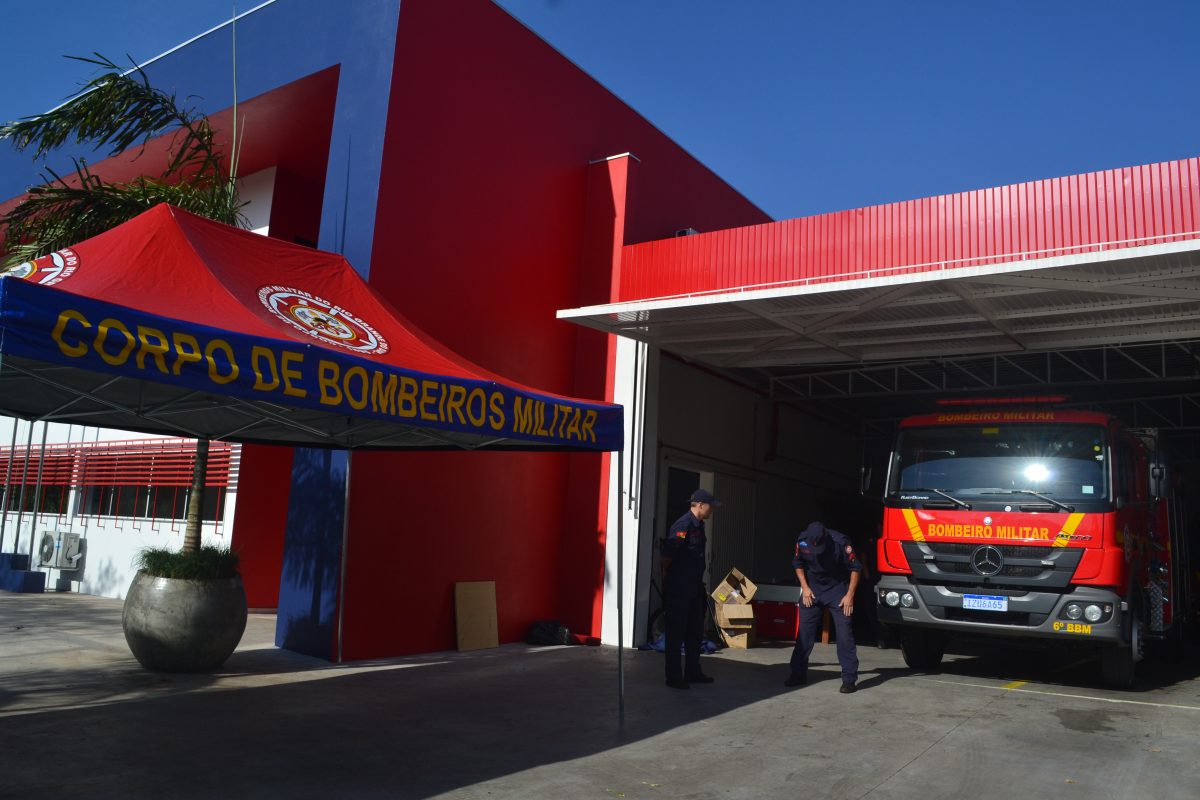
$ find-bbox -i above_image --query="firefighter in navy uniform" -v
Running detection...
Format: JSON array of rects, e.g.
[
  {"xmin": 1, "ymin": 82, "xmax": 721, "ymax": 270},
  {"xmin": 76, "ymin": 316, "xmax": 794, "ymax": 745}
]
[
  {"xmin": 785, "ymin": 521, "xmax": 863, "ymax": 693},
  {"xmin": 660, "ymin": 489, "xmax": 720, "ymax": 689}
]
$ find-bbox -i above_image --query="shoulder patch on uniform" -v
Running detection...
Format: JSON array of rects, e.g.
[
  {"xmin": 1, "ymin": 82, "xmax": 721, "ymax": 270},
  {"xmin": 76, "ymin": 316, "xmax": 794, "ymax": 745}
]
[{"xmin": 676, "ymin": 531, "xmax": 687, "ymax": 539}]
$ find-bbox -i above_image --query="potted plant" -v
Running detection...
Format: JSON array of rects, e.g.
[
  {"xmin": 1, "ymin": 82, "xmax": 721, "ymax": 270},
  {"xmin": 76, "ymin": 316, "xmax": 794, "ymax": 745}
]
[
  {"xmin": 118, "ymin": 440, "xmax": 247, "ymax": 672},
  {"xmin": 123, "ymin": 543, "xmax": 247, "ymax": 672}
]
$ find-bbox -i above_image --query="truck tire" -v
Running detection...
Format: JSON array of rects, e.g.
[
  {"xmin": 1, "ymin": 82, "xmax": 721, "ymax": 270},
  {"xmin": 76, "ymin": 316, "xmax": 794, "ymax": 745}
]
[
  {"xmin": 899, "ymin": 628, "xmax": 946, "ymax": 671},
  {"xmin": 1101, "ymin": 643, "xmax": 1136, "ymax": 689}
]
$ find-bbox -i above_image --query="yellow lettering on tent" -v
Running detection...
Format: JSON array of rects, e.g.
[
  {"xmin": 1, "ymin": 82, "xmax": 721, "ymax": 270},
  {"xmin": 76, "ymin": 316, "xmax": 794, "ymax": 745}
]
[
  {"xmin": 135, "ymin": 326, "xmax": 171, "ymax": 374},
  {"xmin": 397, "ymin": 376, "xmax": 418, "ymax": 418},
  {"xmin": 51, "ymin": 309, "xmax": 91, "ymax": 357},
  {"xmin": 171, "ymin": 333, "xmax": 203, "ymax": 375},
  {"xmin": 343, "ymin": 366, "xmax": 369, "ymax": 411},
  {"xmin": 371, "ymin": 371, "xmax": 397, "ymax": 415},
  {"xmin": 513, "ymin": 396, "xmax": 535, "ymax": 434},
  {"xmin": 488, "ymin": 392, "xmax": 505, "ymax": 431},
  {"xmin": 280, "ymin": 351, "xmax": 306, "ymax": 398},
  {"xmin": 317, "ymin": 360, "xmax": 342, "ymax": 406},
  {"xmin": 251, "ymin": 346, "xmax": 280, "ymax": 391},
  {"xmin": 204, "ymin": 339, "xmax": 238, "ymax": 384},
  {"xmin": 96, "ymin": 318, "xmax": 136, "ymax": 366},
  {"xmin": 445, "ymin": 384, "xmax": 467, "ymax": 425}
]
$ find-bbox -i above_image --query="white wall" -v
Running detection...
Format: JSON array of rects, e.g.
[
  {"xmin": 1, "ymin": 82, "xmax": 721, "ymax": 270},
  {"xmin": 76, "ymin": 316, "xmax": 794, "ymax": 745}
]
[
  {"xmin": 0, "ymin": 419, "xmax": 238, "ymax": 599},
  {"xmin": 601, "ymin": 338, "xmax": 658, "ymax": 648}
]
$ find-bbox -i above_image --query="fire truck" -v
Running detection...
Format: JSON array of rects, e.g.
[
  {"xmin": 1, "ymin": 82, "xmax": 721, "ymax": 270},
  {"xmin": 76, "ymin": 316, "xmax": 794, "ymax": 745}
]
[{"xmin": 875, "ymin": 404, "xmax": 1194, "ymax": 688}]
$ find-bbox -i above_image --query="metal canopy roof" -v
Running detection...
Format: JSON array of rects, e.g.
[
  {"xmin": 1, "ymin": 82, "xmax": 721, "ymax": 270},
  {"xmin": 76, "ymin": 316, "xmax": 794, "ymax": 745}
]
[{"xmin": 559, "ymin": 238, "xmax": 1200, "ymax": 371}]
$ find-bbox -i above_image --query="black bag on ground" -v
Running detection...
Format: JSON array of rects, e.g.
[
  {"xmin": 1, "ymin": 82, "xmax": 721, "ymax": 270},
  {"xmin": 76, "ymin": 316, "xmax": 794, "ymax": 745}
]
[{"xmin": 526, "ymin": 620, "xmax": 573, "ymax": 645}]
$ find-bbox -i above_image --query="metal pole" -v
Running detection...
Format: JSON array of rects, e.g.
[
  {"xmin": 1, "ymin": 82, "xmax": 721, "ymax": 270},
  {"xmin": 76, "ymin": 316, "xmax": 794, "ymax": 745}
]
[
  {"xmin": 26, "ymin": 422, "xmax": 49, "ymax": 568},
  {"xmin": 0, "ymin": 420, "xmax": 18, "ymax": 553},
  {"xmin": 13, "ymin": 421, "xmax": 34, "ymax": 562},
  {"xmin": 617, "ymin": 447, "xmax": 625, "ymax": 719},
  {"xmin": 336, "ymin": 451, "xmax": 352, "ymax": 664}
]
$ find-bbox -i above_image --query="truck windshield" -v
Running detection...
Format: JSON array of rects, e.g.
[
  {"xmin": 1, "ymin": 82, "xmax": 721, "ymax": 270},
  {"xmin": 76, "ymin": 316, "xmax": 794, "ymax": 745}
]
[{"xmin": 887, "ymin": 424, "xmax": 1109, "ymax": 502}]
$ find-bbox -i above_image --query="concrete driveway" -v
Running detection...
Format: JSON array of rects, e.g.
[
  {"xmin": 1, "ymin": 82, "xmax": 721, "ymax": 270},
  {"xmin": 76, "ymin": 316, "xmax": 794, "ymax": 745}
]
[{"xmin": 1, "ymin": 592, "xmax": 1198, "ymax": 799}]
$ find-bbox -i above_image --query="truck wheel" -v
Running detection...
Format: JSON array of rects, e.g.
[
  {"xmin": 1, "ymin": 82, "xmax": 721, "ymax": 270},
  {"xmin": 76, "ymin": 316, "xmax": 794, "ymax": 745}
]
[
  {"xmin": 899, "ymin": 629, "xmax": 945, "ymax": 671},
  {"xmin": 1101, "ymin": 644, "xmax": 1136, "ymax": 689}
]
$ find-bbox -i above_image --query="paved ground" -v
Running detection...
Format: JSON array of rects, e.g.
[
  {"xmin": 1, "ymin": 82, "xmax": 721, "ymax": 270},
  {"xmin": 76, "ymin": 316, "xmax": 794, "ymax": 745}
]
[{"xmin": 2, "ymin": 592, "xmax": 1199, "ymax": 800}]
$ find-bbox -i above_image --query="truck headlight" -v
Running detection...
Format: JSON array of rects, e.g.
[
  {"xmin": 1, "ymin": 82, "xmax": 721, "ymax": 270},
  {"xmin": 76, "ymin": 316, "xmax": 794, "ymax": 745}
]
[
  {"xmin": 1064, "ymin": 603, "xmax": 1083, "ymax": 620},
  {"xmin": 900, "ymin": 592, "xmax": 916, "ymax": 608},
  {"xmin": 1084, "ymin": 604, "xmax": 1103, "ymax": 623},
  {"xmin": 884, "ymin": 591, "xmax": 900, "ymax": 607}
]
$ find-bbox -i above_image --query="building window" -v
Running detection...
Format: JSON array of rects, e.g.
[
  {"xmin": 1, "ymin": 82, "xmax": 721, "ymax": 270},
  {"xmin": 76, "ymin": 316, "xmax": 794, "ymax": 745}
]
[{"xmin": 0, "ymin": 438, "xmax": 237, "ymax": 523}]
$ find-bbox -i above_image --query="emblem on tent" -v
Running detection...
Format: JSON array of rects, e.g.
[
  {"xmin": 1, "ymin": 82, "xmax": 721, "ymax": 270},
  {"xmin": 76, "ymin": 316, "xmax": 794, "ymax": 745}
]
[
  {"xmin": 1, "ymin": 249, "xmax": 78, "ymax": 285},
  {"xmin": 258, "ymin": 286, "xmax": 389, "ymax": 354}
]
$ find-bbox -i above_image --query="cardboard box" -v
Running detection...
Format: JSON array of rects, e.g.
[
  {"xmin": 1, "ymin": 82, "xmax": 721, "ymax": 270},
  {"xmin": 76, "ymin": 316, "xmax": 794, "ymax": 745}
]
[
  {"xmin": 454, "ymin": 581, "xmax": 498, "ymax": 652},
  {"xmin": 710, "ymin": 567, "xmax": 758, "ymax": 605},
  {"xmin": 715, "ymin": 602, "xmax": 756, "ymax": 629},
  {"xmin": 719, "ymin": 627, "xmax": 757, "ymax": 649}
]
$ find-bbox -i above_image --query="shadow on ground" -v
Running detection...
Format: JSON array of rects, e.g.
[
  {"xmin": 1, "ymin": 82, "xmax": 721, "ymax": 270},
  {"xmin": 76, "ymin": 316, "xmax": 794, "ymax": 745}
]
[{"xmin": 0, "ymin": 639, "xmax": 867, "ymax": 799}]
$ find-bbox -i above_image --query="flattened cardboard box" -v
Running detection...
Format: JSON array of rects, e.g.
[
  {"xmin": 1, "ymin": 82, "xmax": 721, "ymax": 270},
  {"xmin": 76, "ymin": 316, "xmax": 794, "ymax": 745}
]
[
  {"xmin": 710, "ymin": 567, "xmax": 758, "ymax": 605},
  {"xmin": 454, "ymin": 581, "xmax": 498, "ymax": 651}
]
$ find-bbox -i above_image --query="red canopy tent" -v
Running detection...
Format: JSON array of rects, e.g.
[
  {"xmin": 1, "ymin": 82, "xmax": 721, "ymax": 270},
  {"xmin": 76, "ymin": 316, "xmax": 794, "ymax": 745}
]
[{"xmin": 0, "ymin": 204, "xmax": 622, "ymax": 451}]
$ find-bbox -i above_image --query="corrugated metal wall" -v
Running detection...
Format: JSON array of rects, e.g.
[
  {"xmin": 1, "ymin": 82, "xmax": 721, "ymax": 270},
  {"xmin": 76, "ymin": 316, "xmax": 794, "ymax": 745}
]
[
  {"xmin": 620, "ymin": 156, "xmax": 1200, "ymax": 301},
  {"xmin": 709, "ymin": 474, "xmax": 755, "ymax": 588}
]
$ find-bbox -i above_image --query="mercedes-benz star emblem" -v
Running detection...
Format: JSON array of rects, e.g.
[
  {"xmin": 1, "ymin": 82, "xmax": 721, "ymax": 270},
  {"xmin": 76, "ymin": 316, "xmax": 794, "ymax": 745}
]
[{"xmin": 971, "ymin": 545, "xmax": 1004, "ymax": 577}]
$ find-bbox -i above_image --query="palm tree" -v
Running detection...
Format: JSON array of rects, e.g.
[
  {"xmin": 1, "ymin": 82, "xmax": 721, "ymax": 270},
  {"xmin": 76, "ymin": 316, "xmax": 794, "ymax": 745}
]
[{"xmin": 1, "ymin": 54, "xmax": 246, "ymax": 554}]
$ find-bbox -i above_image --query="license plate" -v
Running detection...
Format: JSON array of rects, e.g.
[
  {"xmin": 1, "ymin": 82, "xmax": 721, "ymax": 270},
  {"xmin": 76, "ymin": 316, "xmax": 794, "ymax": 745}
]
[{"xmin": 963, "ymin": 594, "xmax": 1008, "ymax": 612}]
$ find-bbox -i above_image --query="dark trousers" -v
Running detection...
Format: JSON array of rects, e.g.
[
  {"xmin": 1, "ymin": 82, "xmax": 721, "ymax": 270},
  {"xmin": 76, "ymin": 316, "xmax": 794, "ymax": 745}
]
[
  {"xmin": 789, "ymin": 585, "xmax": 859, "ymax": 683},
  {"xmin": 664, "ymin": 580, "xmax": 705, "ymax": 680}
]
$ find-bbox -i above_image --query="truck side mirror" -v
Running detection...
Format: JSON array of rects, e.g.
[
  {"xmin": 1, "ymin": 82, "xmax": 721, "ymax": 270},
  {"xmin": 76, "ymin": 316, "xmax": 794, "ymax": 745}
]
[
  {"xmin": 1149, "ymin": 463, "xmax": 1167, "ymax": 498},
  {"xmin": 860, "ymin": 466, "xmax": 873, "ymax": 496}
]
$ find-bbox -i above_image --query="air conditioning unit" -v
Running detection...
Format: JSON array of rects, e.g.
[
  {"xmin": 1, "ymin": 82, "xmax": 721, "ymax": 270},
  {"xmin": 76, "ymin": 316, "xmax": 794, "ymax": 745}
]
[
  {"xmin": 37, "ymin": 533, "xmax": 57, "ymax": 568},
  {"xmin": 58, "ymin": 533, "xmax": 83, "ymax": 570},
  {"xmin": 36, "ymin": 532, "xmax": 84, "ymax": 571}
]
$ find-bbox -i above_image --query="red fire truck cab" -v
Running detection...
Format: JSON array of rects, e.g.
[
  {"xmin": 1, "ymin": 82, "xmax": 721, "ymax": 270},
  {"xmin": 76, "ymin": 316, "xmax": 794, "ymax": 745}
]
[{"xmin": 875, "ymin": 406, "xmax": 1194, "ymax": 688}]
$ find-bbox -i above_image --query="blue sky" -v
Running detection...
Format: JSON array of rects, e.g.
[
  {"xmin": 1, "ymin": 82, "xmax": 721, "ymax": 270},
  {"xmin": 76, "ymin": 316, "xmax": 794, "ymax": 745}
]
[{"xmin": 4, "ymin": 0, "xmax": 1199, "ymax": 221}]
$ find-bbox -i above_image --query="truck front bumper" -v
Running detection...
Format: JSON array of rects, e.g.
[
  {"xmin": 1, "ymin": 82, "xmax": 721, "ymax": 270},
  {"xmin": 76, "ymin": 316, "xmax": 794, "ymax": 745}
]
[{"xmin": 876, "ymin": 575, "xmax": 1124, "ymax": 643}]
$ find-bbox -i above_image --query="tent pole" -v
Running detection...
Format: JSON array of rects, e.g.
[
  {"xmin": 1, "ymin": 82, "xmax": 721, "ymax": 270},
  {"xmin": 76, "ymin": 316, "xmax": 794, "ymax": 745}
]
[
  {"xmin": 0, "ymin": 420, "xmax": 17, "ymax": 553},
  {"xmin": 617, "ymin": 447, "xmax": 625, "ymax": 719},
  {"xmin": 13, "ymin": 421, "xmax": 34, "ymax": 560},
  {"xmin": 26, "ymin": 422, "xmax": 49, "ymax": 568},
  {"xmin": 336, "ymin": 451, "xmax": 352, "ymax": 664}
]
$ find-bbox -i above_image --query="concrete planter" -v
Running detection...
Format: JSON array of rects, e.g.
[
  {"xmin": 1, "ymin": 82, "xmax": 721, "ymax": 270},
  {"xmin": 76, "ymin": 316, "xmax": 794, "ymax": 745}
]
[{"xmin": 122, "ymin": 571, "xmax": 248, "ymax": 672}]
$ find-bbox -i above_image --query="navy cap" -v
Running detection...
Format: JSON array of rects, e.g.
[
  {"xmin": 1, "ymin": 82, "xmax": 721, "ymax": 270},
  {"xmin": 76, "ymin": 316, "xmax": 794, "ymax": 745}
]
[{"xmin": 690, "ymin": 488, "xmax": 721, "ymax": 507}]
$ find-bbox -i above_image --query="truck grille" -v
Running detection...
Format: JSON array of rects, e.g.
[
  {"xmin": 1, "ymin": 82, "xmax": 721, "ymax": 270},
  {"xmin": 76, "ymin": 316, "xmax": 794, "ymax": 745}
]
[
  {"xmin": 924, "ymin": 543, "xmax": 1052, "ymax": 560},
  {"xmin": 901, "ymin": 541, "xmax": 1083, "ymax": 589},
  {"xmin": 938, "ymin": 562, "xmax": 1043, "ymax": 578}
]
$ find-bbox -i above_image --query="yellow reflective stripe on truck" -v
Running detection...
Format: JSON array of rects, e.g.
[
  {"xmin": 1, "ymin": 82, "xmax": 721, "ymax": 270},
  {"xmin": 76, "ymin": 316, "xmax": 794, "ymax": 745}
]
[
  {"xmin": 1052, "ymin": 513, "xmax": 1086, "ymax": 548},
  {"xmin": 901, "ymin": 508, "xmax": 926, "ymax": 542}
]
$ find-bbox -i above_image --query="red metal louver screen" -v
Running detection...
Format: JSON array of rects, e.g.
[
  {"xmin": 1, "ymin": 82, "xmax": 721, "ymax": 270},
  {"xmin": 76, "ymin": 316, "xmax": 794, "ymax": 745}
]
[{"xmin": 619, "ymin": 156, "xmax": 1200, "ymax": 301}]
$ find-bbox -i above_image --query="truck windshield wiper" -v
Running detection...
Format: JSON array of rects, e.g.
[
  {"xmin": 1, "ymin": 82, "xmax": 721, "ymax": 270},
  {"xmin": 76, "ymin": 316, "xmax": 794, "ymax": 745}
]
[
  {"xmin": 902, "ymin": 488, "xmax": 971, "ymax": 510},
  {"xmin": 983, "ymin": 489, "xmax": 1074, "ymax": 513}
]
